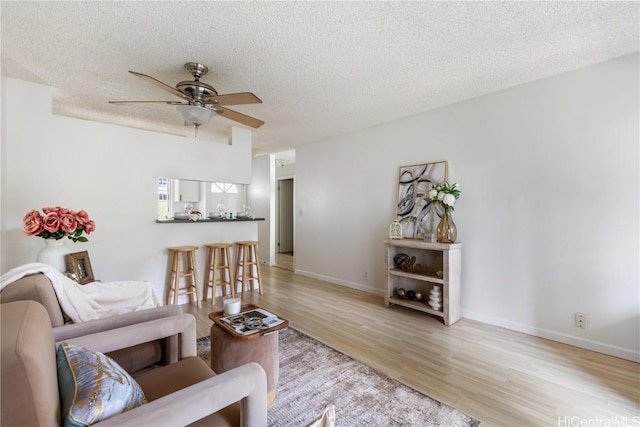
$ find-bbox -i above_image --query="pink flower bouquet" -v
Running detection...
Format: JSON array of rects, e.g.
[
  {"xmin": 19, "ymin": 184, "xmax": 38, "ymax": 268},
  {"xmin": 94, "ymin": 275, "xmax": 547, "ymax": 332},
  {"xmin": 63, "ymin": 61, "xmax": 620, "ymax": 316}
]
[{"xmin": 23, "ymin": 207, "xmax": 96, "ymax": 242}]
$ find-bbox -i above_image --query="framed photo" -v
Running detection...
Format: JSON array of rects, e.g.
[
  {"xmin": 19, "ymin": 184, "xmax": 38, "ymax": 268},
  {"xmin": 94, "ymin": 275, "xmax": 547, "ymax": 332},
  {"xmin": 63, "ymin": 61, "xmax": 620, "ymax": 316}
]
[
  {"xmin": 389, "ymin": 220, "xmax": 403, "ymax": 239},
  {"xmin": 65, "ymin": 251, "xmax": 95, "ymax": 285},
  {"xmin": 396, "ymin": 160, "xmax": 448, "ymax": 239}
]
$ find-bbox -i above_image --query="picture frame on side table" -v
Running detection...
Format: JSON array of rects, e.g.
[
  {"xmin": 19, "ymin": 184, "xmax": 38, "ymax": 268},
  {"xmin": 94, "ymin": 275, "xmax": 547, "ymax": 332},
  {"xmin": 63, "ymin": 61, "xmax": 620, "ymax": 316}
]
[
  {"xmin": 65, "ymin": 251, "xmax": 95, "ymax": 285},
  {"xmin": 396, "ymin": 160, "xmax": 448, "ymax": 239}
]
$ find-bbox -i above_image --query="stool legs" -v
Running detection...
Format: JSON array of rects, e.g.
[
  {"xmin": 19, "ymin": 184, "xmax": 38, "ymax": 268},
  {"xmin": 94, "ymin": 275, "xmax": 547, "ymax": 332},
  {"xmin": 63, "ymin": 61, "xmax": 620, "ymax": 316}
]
[
  {"xmin": 218, "ymin": 247, "xmax": 234, "ymax": 296},
  {"xmin": 238, "ymin": 245, "xmax": 249, "ymax": 297},
  {"xmin": 203, "ymin": 244, "xmax": 234, "ymax": 300},
  {"xmin": 186, "ymin": 251, "xmax": 202, "ymax": 308},
  {"xmin": 203, "ymin": 246, "xmax": 214, "ymax": 301},
  {"xmin": 249, "ymin": 245, "xmax": 263, "ymax": 295},
  {"xmin": 168, "ymin": 252, "xmax": 180, "ymax": 305},
  {"xmin": 166, "ymin": 246, "xmax": 201, "ymax": 308},
  {"xmin": 234, "ymin": 242, "xmax": 263, "ymax": 297}
]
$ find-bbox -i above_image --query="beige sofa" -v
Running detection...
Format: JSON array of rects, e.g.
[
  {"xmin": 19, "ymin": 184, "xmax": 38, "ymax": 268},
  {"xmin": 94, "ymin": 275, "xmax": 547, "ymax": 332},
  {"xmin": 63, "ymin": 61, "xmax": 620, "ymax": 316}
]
[{"xmin": 1, "ymin": 300, "xmax": 268, "ymax": 426}]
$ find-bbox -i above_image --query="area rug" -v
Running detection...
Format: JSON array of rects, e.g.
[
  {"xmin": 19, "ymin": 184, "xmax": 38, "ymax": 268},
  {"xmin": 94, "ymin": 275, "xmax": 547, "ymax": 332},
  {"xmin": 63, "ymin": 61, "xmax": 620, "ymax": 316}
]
[{"xmin": 197, "ymin": 328, "xmax": 480, "ymax": 427}]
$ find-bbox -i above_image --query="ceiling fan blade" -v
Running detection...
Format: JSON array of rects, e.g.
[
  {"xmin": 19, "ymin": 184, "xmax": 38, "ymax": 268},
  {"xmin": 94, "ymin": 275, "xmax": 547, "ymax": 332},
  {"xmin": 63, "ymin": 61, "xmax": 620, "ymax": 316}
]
[
  {"xmin": 202, "ymin": 92, "xmax": 262, "ymax": 105},
  {"xmin": 129, "ymin": 71, "xmax": 189, "ymax": 100},
  {"xmin": 214, "ymin": 106, "xmax": 265, "ymax": 128},
  {"xmin": 109, "ymin": 100, "xmax": 186, "ymax": 105}
]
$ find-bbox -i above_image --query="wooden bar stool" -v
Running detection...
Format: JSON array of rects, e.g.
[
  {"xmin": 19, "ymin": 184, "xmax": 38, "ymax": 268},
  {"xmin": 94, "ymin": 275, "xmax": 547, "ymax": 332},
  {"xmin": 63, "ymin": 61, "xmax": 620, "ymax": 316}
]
[
  {"xmin": 234, "ymin": 241, "xmax": 263, "ymax": 297},
  {"xmin": 166, "ymin": 246, "xmax": 201, "ymax": 308},
  {"xmin": 203, "ymin": 243, "xmax": 234, "ymax": 300}
]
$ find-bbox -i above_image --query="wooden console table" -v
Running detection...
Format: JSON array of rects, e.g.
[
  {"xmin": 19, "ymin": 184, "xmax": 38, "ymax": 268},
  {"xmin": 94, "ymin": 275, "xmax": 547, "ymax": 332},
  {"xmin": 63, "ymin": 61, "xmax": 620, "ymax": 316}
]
[{"xmin": 384, "ymin": 239, "xmax": 462, "ymax": 326}]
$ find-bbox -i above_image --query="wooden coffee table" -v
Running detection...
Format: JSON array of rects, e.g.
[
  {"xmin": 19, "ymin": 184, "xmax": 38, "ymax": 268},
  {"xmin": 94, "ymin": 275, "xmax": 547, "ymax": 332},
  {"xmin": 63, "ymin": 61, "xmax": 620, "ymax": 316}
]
[{"xmin": 208, "ymin": 305, "xmax": 288, "ymax": 405}]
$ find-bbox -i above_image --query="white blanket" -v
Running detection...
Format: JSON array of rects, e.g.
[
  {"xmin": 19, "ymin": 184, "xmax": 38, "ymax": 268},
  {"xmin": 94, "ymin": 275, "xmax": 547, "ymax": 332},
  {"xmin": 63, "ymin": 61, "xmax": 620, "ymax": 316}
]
[{"xmin": 0, "ymin": 263, "xmax": 160, "ymax": 323}]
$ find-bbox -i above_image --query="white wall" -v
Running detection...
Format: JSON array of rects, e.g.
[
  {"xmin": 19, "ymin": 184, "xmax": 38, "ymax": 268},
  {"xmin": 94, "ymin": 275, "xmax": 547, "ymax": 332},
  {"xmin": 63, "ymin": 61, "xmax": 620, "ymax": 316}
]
[
  {"xmin": 252, "ymin": 159, "xmax": 296, "ymax": 262},
  {"xmin": 295, "ymin": 54, "xmax": 640, "ymax": 361},
  {"xmin": 249, "ymin": 154, "xmax": 276, "ymax": 265},
  {"xmin": 1, "ymin": 77, "xmax": 258, "ymax": 302},
  {"xmin": 276, "ymin": 163, "xmax": 296, "ymax": 178}
]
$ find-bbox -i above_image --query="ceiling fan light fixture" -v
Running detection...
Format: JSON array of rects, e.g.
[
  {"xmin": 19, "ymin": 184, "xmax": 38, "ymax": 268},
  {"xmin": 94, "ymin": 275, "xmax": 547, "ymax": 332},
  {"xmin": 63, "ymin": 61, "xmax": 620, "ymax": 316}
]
[{"xmin": 176, "ymin": 105, "xmax": 215, "ymax": 126}]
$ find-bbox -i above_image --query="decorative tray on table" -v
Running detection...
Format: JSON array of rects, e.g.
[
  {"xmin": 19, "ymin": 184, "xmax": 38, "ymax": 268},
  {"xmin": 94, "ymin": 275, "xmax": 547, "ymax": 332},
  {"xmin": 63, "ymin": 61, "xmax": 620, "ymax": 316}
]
[{"xmin": 208, "ymin": 304, "xmax": 288, "ymax": 340}]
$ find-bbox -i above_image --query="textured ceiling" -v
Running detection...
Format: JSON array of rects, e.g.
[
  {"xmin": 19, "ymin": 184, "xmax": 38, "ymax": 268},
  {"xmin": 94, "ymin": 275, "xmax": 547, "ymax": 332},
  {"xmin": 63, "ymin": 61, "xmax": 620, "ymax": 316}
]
[{"xmin": 1, "ymin": 1, "xmax": 638, "ymax": 159}]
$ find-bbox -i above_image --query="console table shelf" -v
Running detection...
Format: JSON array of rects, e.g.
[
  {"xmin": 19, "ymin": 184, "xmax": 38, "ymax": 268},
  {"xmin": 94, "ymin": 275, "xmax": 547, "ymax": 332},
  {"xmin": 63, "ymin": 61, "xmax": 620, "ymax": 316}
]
[
  {"xmin": 384, "ymin": 239, "xmax": 462, "ymax": 326},
  {"xmin": 388, "ymin": 268, "xmax": 445, "ymax": 284}
]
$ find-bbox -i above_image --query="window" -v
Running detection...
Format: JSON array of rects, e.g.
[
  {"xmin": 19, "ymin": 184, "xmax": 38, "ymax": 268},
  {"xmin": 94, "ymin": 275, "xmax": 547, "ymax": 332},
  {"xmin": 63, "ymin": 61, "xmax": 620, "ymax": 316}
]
[
  {"xmin": 158, "ymin": 177, "xmax": 169, "ymax": 200},
  {"xmin": 157, "ymin": 177, "xmax": 169, "ymax": 218},
  {"xmin": 211, "ymin": 182, "xmax": 239, "ymax": 194},
  {"xmin": 209, "ymin": 182, "xmax": 244, "ymax": 215}
]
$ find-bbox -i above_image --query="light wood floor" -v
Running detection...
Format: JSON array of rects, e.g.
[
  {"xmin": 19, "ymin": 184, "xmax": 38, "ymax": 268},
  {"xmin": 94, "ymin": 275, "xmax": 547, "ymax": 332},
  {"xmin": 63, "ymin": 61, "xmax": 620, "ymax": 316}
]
[
  {"xmin": 274, "ymin": 252, "xmax": 294, "ymax": 271},
  {"xmin": 182, "ymin": 265, "xmax": 640, "ymax": 426}
]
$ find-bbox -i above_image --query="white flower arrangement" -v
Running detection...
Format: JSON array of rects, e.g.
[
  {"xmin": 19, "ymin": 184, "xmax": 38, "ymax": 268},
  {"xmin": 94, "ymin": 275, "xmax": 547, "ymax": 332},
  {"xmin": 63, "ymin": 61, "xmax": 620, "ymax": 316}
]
[{"xmin": 428, "ymin": 182, "xmax": 461, "ymax": 211}]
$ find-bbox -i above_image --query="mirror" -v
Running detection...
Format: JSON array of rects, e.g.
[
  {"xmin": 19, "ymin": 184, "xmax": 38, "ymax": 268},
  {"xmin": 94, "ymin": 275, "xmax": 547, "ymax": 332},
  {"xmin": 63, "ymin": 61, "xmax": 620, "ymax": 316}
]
[{"xmin": 157, "ymin": 177, "xmax": 247, "ymax": 220}]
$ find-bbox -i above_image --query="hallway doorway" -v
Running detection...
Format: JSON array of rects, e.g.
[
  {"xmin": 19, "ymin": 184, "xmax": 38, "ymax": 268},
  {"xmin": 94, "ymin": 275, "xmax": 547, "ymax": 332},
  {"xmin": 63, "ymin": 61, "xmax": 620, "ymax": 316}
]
[{"xmin": 275, "ymin": 178, "xmax": 294, "ymax": 271}]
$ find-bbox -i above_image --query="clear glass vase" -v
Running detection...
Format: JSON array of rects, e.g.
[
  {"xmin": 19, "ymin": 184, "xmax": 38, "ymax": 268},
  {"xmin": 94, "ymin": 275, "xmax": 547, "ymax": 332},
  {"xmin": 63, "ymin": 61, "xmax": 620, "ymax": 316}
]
[
  {"xmin": 422, "ymin": 204, "xmax": 437, "ymax": 242},
  {"xmin": 436, "ymin": 209, "xmax": 457, "ymax": 243}
]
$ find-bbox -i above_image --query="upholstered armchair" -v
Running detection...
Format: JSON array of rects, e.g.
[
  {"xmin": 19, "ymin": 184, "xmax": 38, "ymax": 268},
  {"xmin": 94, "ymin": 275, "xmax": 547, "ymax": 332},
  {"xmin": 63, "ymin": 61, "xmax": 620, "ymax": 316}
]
[
  {"xmin": 0, "ymin": 273, "xmax": 182, "ymax": 372},
  {"xmin": 1, "ymin": 300, "xmax": 268, "ymax": 426}
]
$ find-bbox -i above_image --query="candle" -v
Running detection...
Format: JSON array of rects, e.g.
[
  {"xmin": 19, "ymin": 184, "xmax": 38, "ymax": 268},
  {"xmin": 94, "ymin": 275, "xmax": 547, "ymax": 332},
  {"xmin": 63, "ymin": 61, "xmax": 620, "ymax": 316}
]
[{"xmin": 223, "ymin": 297, "xmax": 241, "ymax": 316}]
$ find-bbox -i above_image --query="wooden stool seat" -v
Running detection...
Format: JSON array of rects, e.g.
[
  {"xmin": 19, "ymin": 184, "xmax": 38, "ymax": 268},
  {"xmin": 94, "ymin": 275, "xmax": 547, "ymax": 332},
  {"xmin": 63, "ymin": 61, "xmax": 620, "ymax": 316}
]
[
  {"xmin": 166, "ymin": 245, "xmax": 201, "ymax": 308},
  {"xmin": 203, "ymin": 243, "xmax": 234, "ymax": 300},
  {"xmin": 234, "ymin": 241, "xmax": 263, "ymax": 297}
]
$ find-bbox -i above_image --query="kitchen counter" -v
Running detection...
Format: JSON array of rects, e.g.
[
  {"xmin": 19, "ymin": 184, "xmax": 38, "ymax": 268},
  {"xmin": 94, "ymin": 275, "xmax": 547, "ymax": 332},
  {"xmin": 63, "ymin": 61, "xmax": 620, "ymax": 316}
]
[{"xmin": 156, "ymin": 217, "xmax": 265, "ymax": 223}]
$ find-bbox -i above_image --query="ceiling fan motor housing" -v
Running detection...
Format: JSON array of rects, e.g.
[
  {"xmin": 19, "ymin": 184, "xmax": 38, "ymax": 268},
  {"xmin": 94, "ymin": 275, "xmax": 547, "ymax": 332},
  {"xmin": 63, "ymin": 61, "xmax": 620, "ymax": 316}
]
[
  {"xmin": 176, "ymin": 80, "xmax": 218, "ymax": 103},
  {"xmin": 177, "ymin": 62, "xmax": 218, "ymax": 103},
  {"xmin": 185, "ymin": 62, "xmax": 208, "ymax": 79}
]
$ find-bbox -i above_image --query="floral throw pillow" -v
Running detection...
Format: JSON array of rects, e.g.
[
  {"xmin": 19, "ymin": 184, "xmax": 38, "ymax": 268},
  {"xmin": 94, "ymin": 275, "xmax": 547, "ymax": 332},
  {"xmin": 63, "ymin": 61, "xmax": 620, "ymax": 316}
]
[{"xmin": 56, "ymin": 342, "xmax": 147, "ymax": 427}]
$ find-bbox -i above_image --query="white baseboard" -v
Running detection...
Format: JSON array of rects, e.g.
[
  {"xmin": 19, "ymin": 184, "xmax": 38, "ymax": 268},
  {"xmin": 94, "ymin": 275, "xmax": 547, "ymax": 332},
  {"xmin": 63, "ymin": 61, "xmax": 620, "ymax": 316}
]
[
  {"xmin": 292, "ymin": 269, "xmax": 639, "ymax": 362},
  {"xmin": 462, "ymin": 309, "xmax": 640, "ymax": 363},
  {"xmin": 294, "ymin": 269, "xmax": 385, "ymax": 296}
]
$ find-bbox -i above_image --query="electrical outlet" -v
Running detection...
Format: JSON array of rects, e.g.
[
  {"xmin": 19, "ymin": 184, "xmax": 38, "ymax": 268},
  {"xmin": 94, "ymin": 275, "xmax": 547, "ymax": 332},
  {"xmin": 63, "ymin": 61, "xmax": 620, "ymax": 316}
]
[{"xmin": 575, "ymin": 313, "xmax": 588, "ymax": 329}]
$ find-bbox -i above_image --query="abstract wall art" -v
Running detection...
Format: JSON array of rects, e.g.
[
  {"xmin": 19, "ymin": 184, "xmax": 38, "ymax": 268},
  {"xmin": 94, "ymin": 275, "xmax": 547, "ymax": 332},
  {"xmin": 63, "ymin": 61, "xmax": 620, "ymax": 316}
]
[{"xmin": 396, "ymin": 161, "xmax": 448, "ymax": 239}]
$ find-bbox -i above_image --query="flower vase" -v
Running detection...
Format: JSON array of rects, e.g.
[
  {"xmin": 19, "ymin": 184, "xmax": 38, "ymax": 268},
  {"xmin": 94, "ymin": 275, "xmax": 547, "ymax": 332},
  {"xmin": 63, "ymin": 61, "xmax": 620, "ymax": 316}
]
[
  {"xmin": 436, "ymin": 209, "xmax": 457, "ymax": 243},
  {"xmin": 36, "ymin": 239, "xmax": 72, "ymax": 272},
  {"xmin": 423, "ymin": 204, "xmax": 437, "ymax": 242}
]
